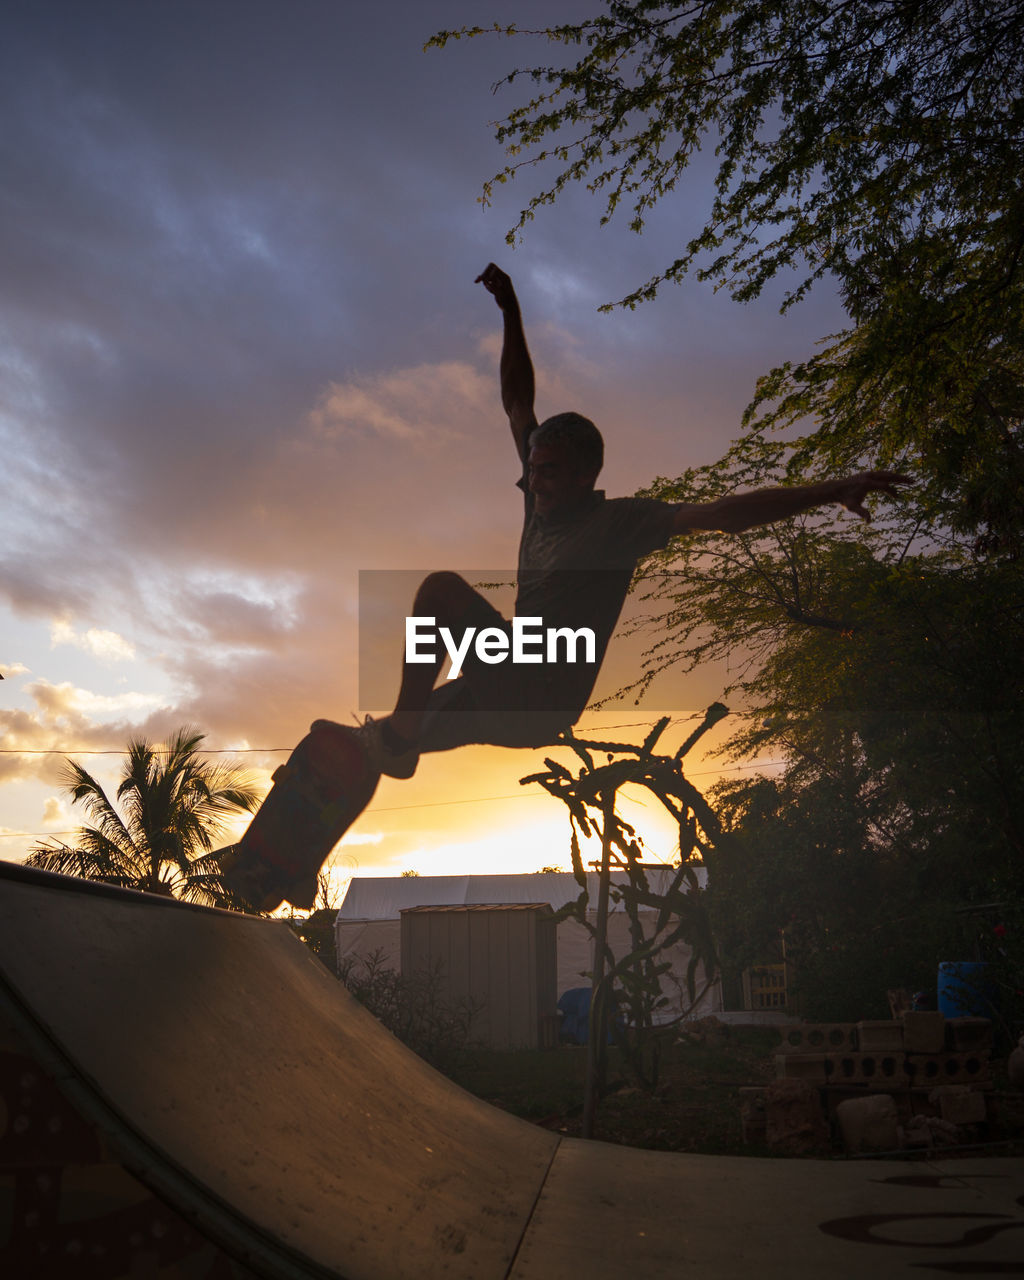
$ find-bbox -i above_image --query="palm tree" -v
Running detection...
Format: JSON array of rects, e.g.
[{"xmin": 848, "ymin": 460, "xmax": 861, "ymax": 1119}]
[{"xmin": 26, "ymin": 725, "xmax": 262, "ymax": 905}]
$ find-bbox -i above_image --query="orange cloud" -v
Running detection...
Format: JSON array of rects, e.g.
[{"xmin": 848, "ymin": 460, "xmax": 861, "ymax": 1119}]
[{"xmin": 310, "ymin": 361, "xmax": 492, "ymax": 444}]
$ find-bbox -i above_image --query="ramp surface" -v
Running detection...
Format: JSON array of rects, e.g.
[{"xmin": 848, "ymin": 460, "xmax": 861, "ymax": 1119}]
[{"xmin": 1, "ymin": 862, "xmax": 1022, "ymax": 1279}]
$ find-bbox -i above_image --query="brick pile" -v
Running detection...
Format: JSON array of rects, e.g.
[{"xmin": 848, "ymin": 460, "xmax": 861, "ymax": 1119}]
[
  {"xmin": 745, "ymin": 1015, "xmax": 993, "ymax": 1151},
  {"xmin": 774, "ymin": 1014, "xmax": 993, "ymax": 1091}
]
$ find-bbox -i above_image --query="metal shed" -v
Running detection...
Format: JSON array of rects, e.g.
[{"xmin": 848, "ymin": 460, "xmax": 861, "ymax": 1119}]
[
  {"xmin": 400, "ymin": 903, "xmax": 558, "ymax": 1051},
  {"xmin": 337, "ymin": 871, "xmax": 724, "ymax": 1026}
]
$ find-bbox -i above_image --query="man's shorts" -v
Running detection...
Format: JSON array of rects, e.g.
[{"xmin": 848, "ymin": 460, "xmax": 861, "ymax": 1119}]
[{"xmin": 416, "ymin": 592, "xmax": 586, "ymax": 754}]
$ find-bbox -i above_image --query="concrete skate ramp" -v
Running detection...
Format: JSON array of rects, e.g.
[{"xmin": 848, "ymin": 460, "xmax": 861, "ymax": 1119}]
[{"xmin": 1, "ymin": 862, "xmax": 1022, "ymax": 1279}]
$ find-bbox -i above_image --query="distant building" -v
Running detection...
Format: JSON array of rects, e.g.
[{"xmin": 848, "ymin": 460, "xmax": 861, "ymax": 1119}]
[{"xmin": 334, "ymin": 869, "xmax": 723, "ymax": 1030}]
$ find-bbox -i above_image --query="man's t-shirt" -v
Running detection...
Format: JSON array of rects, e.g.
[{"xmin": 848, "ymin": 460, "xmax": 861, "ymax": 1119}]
[
  {"xmin": 515, "ymin": 481, "xmax": 676, "ymax": 717},
  {"xmin": 415, "ymin": 470, "xmax": 677, "ymax": 753}
]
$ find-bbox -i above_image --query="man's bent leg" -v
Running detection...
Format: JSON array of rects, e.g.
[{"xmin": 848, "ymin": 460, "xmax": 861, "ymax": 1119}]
[
  {"xmin": 417, "ymin": 657, "xmax": 575, "ymax": 756},
  {"xmin": 388, "ymin": 572, "xmax": 489, "ymax": 742},
  {"xmin": 365, "ymin": 572, "xmax": 503, "ymax": 777}
]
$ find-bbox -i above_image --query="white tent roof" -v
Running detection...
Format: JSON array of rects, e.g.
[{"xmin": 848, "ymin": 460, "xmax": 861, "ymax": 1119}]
[{"xmin": 337, "ymin": 867, "xmax": 707, "ymax": 922}]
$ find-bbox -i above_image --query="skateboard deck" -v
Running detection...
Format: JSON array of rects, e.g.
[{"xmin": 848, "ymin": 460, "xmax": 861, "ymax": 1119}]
[{"xmin": 221, "ymin": 721, "xmax": 378, "ymax": 913}]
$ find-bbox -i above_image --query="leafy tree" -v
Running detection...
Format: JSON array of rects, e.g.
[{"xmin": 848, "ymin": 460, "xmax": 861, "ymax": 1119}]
[
  {"xmin": 708, "ymin": 773, "xmax": 959, "ymax": 1022},
  {"xmin": 431, "ymin": 2, "xmax": 1024, "ymax": 548},
  {"xmin": 632, "ymin": 443, "xmax": 1024, "ymax": 1018},
  {"xmin": 433, "ymin": 2, "xmax": 1023, "ymax": 313},
  {"xmin": 26, "ymin": 726, "xmax": 261, "ymax": 905},
  {"xmin": 742, "ymin": 304, "xmax": 1024, "ymax": 555},
  {"xmin": 435, "ymin": 2, "xmax": 1024, "ymax": 1006}
]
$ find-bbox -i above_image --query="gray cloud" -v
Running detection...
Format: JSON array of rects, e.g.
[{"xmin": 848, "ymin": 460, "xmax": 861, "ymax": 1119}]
[{"xmin": 1, "ymin": 1, "xmax": 843, "ymax": 865}]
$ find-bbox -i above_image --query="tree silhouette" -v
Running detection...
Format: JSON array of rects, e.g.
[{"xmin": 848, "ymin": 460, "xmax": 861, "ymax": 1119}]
[
  {"xmin": 26, "ymin": 725, "xmax": 261, "ymax": 905},
  {"xmin": 524, "ymin": 706, "xmax": 728, "ymax": 1135}
]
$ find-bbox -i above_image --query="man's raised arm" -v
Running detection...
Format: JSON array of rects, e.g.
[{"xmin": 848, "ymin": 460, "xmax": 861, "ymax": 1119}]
[
  {"xmin": 476, "ymin": 263, "xmax": 538, "ymax": 460},
  {"xmin": 670, "ymin": 471, "xmax": 912, "ymax": 536}
]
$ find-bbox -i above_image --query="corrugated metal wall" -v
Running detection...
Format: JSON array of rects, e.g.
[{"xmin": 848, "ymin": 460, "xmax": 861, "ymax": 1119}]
[{"xmin": 337, "ymin": 912, "xmax": 723, "ymax": 1024}]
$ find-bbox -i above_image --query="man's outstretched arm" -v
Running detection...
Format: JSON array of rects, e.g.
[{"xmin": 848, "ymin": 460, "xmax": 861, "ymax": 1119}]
[
  {"xmin": 670, "ymin": 471, "xmax": 912, "ymax": 535},
  {"xmin": 476, "ymin": 262, "xmax": 539, "ymax": 460}
]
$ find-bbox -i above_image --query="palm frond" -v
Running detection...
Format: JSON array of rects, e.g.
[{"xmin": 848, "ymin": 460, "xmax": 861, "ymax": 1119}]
[{"xmin": 36, "ymin": 725, "xmax": 262, "ymax": 903}]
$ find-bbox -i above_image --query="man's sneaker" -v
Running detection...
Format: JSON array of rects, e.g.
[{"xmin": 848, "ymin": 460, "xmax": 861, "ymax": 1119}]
[{"xmin": 357, "ymin": 715, "xmax": 419, "ymax": 779}]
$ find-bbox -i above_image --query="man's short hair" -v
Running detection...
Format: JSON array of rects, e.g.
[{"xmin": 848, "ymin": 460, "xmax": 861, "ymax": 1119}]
[{"xmin": 531, "ymin": 412, "xmax": 604, "ymax": 477}]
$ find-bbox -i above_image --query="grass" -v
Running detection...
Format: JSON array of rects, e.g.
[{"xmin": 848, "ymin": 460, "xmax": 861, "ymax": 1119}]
[
  {"xmin": 453, "ymin": 1023, "xmax": 781, "ymax": 1154},
  {"xmin": 451, "ymin": 1023, "xmax": 1024, "ymax": 1157}
]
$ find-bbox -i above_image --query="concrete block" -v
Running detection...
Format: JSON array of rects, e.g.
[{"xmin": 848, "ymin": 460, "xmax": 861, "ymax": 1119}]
[
  {"xmin": 902, "ymin": 1011, "xmax": 946, "ymax": 1053},
  {"xmin": 856, "ymin": 1020, "xmax": 904, "ymax": 1052},
  {"xmin": 823, "ymin": 1086, "xmax": 909, "ymax": 1122},
  {"xmin": 836, "ymin": 1094, "xmax": 899, "ymax": 1153},
  {"xmin": 830, "ymin": 1052, "xmax": 908, "ymax": 1087},
  {"xmin": 905, "ymin": 1052, "xmax": 992, "ymax": 1088},
  {"xmin": 778, "ymin": 1051, "xmax": 909, "ymax": 1086},
  {"xmin": 776, "ymin": 1023, "xmax": 856, "ymax": 1054},
  {"xmin": 929, "ymin": 1086, "xmax": 987, "ymax": 1125},
  {"xmin": 945, "ymin": 1017, "xmax": 994, "ymax": 1054},
  {"xmin": 775, "ymin": 1052, "xmax": 829, "ymax": 1082}
]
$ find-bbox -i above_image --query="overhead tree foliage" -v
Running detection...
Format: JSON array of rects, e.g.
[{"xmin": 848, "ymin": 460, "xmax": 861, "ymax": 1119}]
[
  {"xmin": 432, "ymin": 1, "xmax": 1023, "ymax": 312},
  {"xmin": 430, "ymin": 1, "xmax": 1024, "ymax": 548},
  {"xmin": 433, "ymin": 3, "xmax": 1024, "ymax": 1012}
]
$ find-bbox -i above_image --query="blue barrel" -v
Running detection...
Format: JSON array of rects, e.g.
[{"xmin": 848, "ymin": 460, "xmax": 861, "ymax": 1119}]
[{"xmin": 937, "ymin": 962, "xmax": 995, "ymax": 1018}]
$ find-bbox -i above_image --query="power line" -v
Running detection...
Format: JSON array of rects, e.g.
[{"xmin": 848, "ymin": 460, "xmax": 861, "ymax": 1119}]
[
  {"xmin": 0, "ymin": 713, "xmax": 718, "ymax": 758},
  {"xmin": 0, "ymin": 746, "xmax": 294, "ymax": 756},
  {"xmin": 0, "ymin": 831, "xmax": 77, "ymax": 839},
  {"xmin": 0, "ymin": 757, "xmax": 786, "ymax": 840}
]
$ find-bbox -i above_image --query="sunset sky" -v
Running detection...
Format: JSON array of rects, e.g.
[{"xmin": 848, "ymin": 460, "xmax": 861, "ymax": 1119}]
[{"xmin": 1, "ymin": 1, "xmax": 846, "ymax": 898}]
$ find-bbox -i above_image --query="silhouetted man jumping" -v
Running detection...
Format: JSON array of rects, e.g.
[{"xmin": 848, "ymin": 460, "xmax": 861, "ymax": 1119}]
[
  {"xmin": 357, "ymin": 263, "xmax": 909, "ymax": 778},
  {"xmin": 224, "ymin": 263, "xmax": 909, "ymax": 909}
]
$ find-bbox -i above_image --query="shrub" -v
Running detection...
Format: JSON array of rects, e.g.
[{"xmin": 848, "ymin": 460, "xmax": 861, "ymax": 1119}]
[{"xmin": 337, "ymin": 948, "xmax": 482, "ymax": 1076}]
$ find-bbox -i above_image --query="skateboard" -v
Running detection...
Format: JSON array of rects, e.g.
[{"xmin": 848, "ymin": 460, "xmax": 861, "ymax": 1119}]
[{"xmin": 220, "ymin": 720, "xmax": 379, "ymax": 913}]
